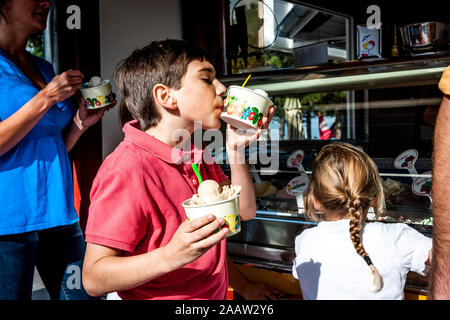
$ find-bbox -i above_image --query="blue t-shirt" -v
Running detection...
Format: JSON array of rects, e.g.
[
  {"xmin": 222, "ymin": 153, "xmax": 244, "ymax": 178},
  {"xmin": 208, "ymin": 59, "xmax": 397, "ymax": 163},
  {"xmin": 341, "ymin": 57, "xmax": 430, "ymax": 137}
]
[{"xmin": 0, "ymin": 49, "xmax": 79, "ymax": 235}]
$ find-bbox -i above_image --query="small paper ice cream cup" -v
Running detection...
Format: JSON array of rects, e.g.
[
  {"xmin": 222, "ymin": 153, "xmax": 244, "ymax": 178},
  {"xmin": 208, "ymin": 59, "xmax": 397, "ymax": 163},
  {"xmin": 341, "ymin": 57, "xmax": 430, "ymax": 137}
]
[
  {"xmin": 80, "ymin": 78, "xmax": 114, "ymax": 109},
  {"xmin": 182, "ymin": 194, "xmax": 241, "ymax": 237},
  {"xmin": 221, "ymin": 86, "xmax": 273, "ymax": 130}
]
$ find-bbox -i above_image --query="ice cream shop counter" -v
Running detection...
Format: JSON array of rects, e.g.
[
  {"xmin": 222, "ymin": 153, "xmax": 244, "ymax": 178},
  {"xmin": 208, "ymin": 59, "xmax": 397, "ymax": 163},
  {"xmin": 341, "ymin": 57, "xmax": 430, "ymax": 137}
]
[
  {"xmin": 215, "ymin": 55, "xmax": 447, "ymax": 300},
  {"xmin": 226, "ymin": 210, "xmax": 429, "ymax": 299}
]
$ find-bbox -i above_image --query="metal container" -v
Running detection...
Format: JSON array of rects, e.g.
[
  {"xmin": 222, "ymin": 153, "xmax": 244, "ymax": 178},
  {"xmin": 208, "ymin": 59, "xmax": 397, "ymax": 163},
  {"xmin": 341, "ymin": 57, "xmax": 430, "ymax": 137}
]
[
  {"xmin": 400, "ymin": 22, "xmax": 449, "ymax": 53},
  {"xmin": 227, "ymin": 212, "xmax": 315, "ymax": 272}
]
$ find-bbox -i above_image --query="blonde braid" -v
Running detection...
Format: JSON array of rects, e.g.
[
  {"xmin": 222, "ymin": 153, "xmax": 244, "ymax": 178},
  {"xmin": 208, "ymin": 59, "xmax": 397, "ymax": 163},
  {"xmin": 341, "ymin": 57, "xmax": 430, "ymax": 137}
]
[
  {"xmin": 307, "ymin": 142, "xmax": 385, "ymax": 292},
  {"xmin": 348, "ymin": 199, "xmax": 366, "ymax": 256},
  {"xmin": 348, "ymin": 198, "xmax": 383, "ymax": 292}
]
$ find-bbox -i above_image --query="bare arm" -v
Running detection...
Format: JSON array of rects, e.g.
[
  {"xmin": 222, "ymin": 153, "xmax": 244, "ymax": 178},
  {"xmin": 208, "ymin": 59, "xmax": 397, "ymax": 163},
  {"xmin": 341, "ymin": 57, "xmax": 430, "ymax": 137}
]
[
  {"xmin": 226, "ymin": 255, "xmax": 279, "ymax": 300},
  {"xmin": 425, "ymin": 249, "xmax": 433, "ymax": 268},
  {"xmin": 226, "ymin": 150, "xmax": 257, "ymax": 221},
  {"xmin": 0, "ymin": 91, "xmax": 53, "ymax": 156},
  {"xmin": 0, "ymin": 70, "xmax": 83, "ymax": 157},
  {"xmin": 429, "ymin": 94, "xmax": 450, "ymax": 299},
  {"xmin": 64, "ymin": 118, "xmax": 87, "ymax": 153},
  {"xmin": 83, "ymin": 214, "xmax": 228, "ymax": 297},
  {"xmin": 64, "ymin": 96, "xmax": 115, "ymax": 152},
  {"xmin": 225, "ymin": 106, "xmax": 276, "ymax": 221}
]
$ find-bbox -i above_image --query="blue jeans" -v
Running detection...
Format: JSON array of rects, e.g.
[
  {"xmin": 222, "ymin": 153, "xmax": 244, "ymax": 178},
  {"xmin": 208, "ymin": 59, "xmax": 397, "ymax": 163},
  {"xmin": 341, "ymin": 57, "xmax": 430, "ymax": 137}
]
[{"xmin": 0, "ymin": 222, "xmax": 95, "ymax": 300}]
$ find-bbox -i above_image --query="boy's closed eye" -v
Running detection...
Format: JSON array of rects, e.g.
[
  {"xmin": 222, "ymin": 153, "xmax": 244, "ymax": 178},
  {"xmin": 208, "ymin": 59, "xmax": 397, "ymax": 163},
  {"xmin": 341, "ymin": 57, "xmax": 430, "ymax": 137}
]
[{"xmin": 198, "ymin": 66, "xmax": 215, "ymax": 84}]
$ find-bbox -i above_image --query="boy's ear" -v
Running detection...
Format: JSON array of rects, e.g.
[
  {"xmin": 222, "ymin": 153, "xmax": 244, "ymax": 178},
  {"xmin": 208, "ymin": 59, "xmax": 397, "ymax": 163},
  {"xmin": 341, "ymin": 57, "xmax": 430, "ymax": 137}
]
[{"xmin": 153, "ymin": 83, "xmax": 178, "ymax": 110}]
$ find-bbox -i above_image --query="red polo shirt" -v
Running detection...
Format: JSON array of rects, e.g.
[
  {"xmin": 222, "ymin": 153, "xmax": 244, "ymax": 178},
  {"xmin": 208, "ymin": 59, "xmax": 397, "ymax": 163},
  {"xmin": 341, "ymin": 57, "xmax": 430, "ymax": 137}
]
[{"xmin": 85, "ymin": 120, "xmax": 229, "ymax": 300}]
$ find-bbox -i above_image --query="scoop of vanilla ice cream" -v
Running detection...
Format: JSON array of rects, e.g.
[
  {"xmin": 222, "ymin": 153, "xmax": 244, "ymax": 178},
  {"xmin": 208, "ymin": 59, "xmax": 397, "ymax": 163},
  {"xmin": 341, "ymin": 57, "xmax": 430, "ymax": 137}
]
[
  {"xmin": 189, "ymin": 180, "xmax": 241, "ymax": 205},
  {"xmin": 198, "ymin": 180, "xmax": 221, "ymax": 199},
  {"xmin": 254, "ymin": 89, "xmax": 268, "ymax": 98},
  {"xmin": 190, "ymin": 180, "xmax": 221, "ymax": 205},
  {"xmin": 89, "ymin": 76, "xmax": 103, "ymax": 87}
]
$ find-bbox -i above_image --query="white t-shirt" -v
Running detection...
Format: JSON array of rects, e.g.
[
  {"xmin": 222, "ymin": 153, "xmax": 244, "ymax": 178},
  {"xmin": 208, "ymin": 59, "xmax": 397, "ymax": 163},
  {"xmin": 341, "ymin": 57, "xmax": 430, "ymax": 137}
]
[{"xmin": 292, "ymin": 219, "xmax": 432, "ymax": 300}]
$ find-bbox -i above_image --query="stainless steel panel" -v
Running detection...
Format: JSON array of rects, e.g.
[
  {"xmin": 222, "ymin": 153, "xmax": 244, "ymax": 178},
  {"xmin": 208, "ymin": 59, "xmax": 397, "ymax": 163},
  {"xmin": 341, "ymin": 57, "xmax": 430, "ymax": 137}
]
[
  {"xmin": 228, "ymin": 214, "xmax": 315, "ymax": 248},
  {"xmin": 227, "ymin": 214, "xmax": 316, "ymax": 272}
]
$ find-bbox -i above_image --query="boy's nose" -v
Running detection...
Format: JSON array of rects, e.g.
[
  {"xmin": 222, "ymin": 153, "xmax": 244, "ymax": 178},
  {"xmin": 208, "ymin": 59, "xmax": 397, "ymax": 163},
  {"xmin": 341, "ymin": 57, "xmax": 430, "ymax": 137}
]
[{"xmin": 215, "ymin": 80, "xmax": 227, "ymax": 97}]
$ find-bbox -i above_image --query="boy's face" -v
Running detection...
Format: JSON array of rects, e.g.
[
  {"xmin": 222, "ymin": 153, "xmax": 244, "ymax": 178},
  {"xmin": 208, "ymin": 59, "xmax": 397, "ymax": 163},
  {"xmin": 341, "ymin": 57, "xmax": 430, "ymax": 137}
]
[{"xmin": 174, "ymin": 59, "xmax": 227, "ymax": 130}]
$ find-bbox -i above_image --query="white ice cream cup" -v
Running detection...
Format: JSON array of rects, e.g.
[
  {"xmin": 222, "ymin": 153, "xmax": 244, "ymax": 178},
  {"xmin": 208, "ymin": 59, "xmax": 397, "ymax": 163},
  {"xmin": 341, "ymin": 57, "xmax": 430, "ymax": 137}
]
[
  {"xmin": 182, "ymin": 194, "xmax": 241, "ymax": 237},
  {"xmin": 220, "ymin": 86, "xmax": 273, "ymax": 130},
  {"xmin": 80, "ymin": 79, "xmax": 114, "ymax": 109}
]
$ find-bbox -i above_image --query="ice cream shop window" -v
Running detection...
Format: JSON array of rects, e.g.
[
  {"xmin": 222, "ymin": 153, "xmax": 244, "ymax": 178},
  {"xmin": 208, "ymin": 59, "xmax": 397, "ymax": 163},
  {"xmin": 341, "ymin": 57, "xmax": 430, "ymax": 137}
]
[
  {"xmin": 227, "ymin": 0, "xmax": 354, "ymax": 74},
  {"xmin": 217, "ymin": 51, "xmax": 448, "ymax": 240},
  {"xmin": 270, "ymin": 91, "xmax": 349, "ymax": 141},
  {"xmin": 266, "ymin": 84, "xmax": 437, "ymax": 159},
  {"xmin": 216, "ymin": 84, "xmax": 436, "ymax": 230}
]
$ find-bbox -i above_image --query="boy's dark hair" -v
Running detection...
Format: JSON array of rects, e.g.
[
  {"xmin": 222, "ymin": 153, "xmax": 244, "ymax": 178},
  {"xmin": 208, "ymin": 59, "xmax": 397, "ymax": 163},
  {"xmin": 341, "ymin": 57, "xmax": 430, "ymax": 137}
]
[{"xmin": 115, "ymin": 39, "xmax": 209, "ymax": 130}]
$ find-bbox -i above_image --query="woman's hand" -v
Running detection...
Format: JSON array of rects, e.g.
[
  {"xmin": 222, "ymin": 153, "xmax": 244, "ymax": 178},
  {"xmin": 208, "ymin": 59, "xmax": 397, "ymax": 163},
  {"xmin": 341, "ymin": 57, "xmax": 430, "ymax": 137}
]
[
  {"xmin": 73, "ymin": 94, "xmax": 117, "ymax": 131},
  {"xmin": 41, "ymin": 70, "xmax": 84, "ymax": 105},
  {"xmin": 65, "ymin": 93, "xmax": 117, "ymax": 151}
]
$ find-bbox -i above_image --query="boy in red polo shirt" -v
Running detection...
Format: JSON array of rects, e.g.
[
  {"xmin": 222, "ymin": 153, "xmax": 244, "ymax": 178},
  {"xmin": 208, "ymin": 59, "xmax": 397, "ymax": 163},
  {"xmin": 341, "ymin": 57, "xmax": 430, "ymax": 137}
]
[{"xmin": 82, "ymin": 40, "xmax": 275, "ymax": 300}]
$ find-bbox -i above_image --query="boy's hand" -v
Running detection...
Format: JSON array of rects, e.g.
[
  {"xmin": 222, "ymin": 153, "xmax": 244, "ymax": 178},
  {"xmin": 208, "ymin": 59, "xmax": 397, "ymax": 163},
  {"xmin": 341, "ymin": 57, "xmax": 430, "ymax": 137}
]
[
  {"xmin": 163, "ymin": 214, "xmax": 229, "ymax": 270},
  {"xmin": 225, "ymin": 105, "xmax": 276, "ymax": 151}
]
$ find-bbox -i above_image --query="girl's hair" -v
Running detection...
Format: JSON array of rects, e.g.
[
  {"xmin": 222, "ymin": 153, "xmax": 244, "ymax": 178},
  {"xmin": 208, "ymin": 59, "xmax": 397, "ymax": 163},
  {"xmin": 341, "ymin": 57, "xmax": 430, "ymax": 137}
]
[
  {"xmin": 114, "ymin": 39, "xmax": 209, "ymax": 130},
  {"xmin": 303, "ymin": 142, "xmax": 385, "ymax": 291}
]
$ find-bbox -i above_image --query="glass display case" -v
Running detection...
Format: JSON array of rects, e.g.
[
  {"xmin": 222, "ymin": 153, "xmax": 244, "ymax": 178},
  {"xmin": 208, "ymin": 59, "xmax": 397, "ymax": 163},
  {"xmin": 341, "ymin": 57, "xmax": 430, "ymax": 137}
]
[{"xmin": 216, "ymin": 53, "xmax": 449, "ymax": 296}]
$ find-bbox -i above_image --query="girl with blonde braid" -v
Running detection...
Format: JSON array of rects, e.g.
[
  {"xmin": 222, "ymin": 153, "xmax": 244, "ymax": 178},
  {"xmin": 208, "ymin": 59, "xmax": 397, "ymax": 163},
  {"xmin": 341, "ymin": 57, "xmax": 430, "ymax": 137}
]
[{"xmin": 292, "ymin": 143, "xmax": 432, "ymax": 299}]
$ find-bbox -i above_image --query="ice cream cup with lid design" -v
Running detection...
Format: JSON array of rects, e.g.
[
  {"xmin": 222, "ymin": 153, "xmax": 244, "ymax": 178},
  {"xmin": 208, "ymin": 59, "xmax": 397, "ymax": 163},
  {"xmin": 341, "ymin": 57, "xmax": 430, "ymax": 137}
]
[
  {"xmin": 80, "ymin": 76, "xmax": 114, "ymax": 109},
  {"xmin": 221, "ymin": 85, "xmax": 273, "ymax": 130}
]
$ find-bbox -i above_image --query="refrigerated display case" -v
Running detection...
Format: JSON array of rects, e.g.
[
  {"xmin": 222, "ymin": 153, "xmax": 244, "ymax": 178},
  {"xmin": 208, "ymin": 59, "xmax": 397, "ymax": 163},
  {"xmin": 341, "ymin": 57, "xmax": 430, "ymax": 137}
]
[{"xmin": 217, "ymin": 53, "xmax": 449, "ymax": 299}]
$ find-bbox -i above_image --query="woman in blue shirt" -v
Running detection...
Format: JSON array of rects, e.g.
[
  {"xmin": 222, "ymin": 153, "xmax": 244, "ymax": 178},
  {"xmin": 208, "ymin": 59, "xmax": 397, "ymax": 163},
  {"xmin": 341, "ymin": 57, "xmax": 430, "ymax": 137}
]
[{"xmin": 0, "ymin": 0, "xmax": 114, "ymax": 299}]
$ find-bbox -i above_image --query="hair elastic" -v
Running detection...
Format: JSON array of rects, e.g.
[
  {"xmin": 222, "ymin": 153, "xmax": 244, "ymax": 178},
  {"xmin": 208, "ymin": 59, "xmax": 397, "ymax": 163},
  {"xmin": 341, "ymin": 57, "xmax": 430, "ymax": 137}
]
[{"xmin": 363, "ymin": 256, "xmax": 373, "ymax": 266}]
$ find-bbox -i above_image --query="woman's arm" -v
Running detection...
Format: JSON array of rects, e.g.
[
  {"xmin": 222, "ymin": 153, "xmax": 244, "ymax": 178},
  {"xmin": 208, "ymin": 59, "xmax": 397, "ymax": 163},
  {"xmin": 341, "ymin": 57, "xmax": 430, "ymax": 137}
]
[
  {"xmin": 64, "ymin": 96, "xmax": 116, "ymax": 152},
  {"xmin": 64, "ymin": 97, "xmax": 106, "ymax": 152},
  {"xmin": 0, "ymin": 70, "xmax": 83, "ymax": 156},
  {"xmin": 0, "ymin": 90, "xmax": 53, "ymax": 156},
  {"xmin": 64, "ymin": 119, "xmax": 86, "ymax": 153}
]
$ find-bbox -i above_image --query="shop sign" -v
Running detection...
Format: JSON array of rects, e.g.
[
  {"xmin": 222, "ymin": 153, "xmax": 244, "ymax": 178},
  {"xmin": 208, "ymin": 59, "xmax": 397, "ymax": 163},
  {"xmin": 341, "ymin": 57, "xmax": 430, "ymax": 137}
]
[
  {"xmin": 412, "ymin": 171, "xmax": 432, "ymax": 197},
  {"xmin": 394, "ymin": 149, "xmax": 418, "ymax": 173}
]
